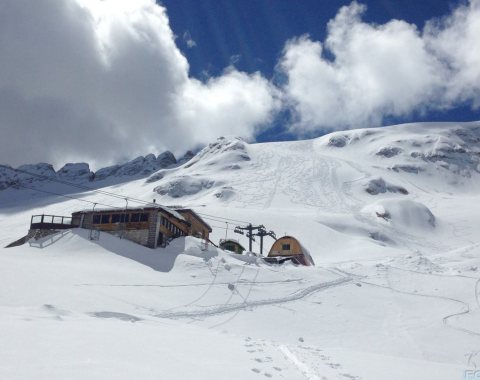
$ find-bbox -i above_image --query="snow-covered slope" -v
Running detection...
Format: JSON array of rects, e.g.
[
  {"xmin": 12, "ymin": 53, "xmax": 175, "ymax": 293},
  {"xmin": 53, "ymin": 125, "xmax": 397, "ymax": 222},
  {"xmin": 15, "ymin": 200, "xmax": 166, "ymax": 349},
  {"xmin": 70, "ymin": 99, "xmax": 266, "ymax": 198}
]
[{"xmin": 1, "ymin": 122, "xmax": 480, "ymax": 379}]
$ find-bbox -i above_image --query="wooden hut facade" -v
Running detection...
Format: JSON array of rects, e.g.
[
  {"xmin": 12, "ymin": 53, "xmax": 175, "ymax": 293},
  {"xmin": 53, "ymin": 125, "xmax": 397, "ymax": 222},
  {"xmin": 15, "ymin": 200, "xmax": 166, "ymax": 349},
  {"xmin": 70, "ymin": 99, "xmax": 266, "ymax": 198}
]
[
  {"xmin": 174, "ymin": 209, "xmax": 212, "ymax": 240},
  {"xmin": 71, "ymin": 205, "xmax": 211, "ymax": 249},
  {"xmin": 267, "ymin": 236, "xmax": 314, "ymax": 266}
]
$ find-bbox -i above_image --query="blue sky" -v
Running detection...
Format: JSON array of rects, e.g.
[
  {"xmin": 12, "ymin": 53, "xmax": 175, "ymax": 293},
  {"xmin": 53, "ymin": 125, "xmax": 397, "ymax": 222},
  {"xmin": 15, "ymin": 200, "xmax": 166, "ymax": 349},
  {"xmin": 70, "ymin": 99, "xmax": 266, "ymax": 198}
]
[
  {"xmin": 0, "ymin": 0, "xmax": 479, "ymax": 168},
  {"xmin": 163, "ymin": 0, "xmax": 480, "ymax": 142},
  {"xmin": 164, "ymin": 0, "xmax": 452, "ymax": 78}
]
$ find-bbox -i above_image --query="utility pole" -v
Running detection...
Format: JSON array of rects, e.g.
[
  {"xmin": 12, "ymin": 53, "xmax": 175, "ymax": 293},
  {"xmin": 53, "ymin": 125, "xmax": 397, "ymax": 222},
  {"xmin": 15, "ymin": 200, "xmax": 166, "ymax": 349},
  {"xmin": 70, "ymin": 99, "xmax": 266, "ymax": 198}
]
[
  {"xmin": 234, "ymin": 224, "xmax": 264, "ymax": 253},
  {"xmin": 253, "ymin": 228, "xmax": 276, "ymax": 256},
  {"xmin": 234, "ymin": 224, "xmax": 276, "ymax": 255}
]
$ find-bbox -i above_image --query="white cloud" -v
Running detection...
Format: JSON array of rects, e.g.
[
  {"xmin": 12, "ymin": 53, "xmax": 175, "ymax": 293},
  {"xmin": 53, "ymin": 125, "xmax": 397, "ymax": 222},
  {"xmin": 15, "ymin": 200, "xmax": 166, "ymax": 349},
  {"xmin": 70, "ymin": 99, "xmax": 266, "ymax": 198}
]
[
  {"xmin": 0, "ymin": 0, "xmax": 278, "ymax": 169},
  {"xmin": 177, "ymin": 68, "xmax": 280, "ymax": 142},
  {"xmin": 183, "ymin": 31, "xmax": 196, "ymax": 48},
  {"xmin": 424, "ymin": 0, "xmax": 480, "ymax": 108},
  {"xmin": 1, "ymin": 0, "xmax": 479, "ymax": 168},
  {"xmin": 279, "ymin": 0, "xmax": 480, "ymax": 133}
]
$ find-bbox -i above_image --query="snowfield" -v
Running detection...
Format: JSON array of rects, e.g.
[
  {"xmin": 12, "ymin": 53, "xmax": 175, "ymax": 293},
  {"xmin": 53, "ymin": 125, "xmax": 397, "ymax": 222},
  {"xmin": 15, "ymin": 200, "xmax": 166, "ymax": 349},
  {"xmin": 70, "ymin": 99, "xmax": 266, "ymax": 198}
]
[{"xmin": 1, "ymin": 122, "xmax": 480, "ymax": 379}]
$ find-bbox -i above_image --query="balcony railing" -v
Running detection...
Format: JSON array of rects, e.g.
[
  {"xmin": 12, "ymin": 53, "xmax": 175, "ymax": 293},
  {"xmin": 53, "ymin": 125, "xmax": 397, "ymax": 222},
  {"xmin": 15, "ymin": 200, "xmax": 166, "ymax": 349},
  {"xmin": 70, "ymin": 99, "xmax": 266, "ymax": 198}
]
[{"xmin": 30, "ymin": 214, "xmax": 73, "ymax": 230}]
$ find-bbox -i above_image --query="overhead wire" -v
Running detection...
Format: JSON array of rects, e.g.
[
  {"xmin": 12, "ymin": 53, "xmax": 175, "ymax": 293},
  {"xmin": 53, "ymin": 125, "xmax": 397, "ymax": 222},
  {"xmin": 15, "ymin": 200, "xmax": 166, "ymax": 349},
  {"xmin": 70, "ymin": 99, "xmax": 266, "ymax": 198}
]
[
  {"xmin": 196, "ymin": 214, "xmax": 248, "ymax": 227},
  {"xmin": 0, "ymin": 164, "xmax": 150, "ymax": 205},
  {"xmin": 15, "ymin": 183, "xmax": 124, "ymax": 210},
  {"xmin": 194, "ymin": 211, "xmax": 249, "ymax": 224},
  {"xmin": 2, "ymin": 164, "xmax": 253, "ymax": 225}
]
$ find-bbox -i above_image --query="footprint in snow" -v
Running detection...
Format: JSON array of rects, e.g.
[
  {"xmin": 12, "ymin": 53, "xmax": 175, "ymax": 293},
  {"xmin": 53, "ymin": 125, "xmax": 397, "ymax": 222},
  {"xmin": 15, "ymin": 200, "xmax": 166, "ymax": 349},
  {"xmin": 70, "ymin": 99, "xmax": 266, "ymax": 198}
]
[
  {"xmin": 327, "ymin": 362, "xmax": 341, "ymax": 369},
  {"xmin": 88, "ymin": 311, "xmax": 142, "ymax": 322},
  {"xmin": 341, "ymin": 373, "xmax": 361, "ymax": 379},
  {"xmin": 42, "ymin": 304, "xmax": 70, "ymax": 320}
]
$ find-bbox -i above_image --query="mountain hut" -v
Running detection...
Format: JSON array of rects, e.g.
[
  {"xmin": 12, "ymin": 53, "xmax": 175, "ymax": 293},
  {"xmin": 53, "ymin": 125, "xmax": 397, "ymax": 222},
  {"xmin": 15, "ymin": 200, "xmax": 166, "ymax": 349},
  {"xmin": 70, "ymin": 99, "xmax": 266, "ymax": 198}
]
[
  {"xmin": 71, "ymin": 205, "xmax": 210, "ymax": 249},
  {"xmin": 267, "ymin": 236, "xmax": 315, "ymax": 266}
]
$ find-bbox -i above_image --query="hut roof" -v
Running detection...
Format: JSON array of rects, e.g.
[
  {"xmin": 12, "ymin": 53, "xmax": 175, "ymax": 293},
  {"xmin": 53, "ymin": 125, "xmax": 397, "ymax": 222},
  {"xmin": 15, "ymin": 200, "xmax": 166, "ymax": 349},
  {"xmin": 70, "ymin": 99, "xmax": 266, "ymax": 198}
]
[
  {"xmin": 174, "ymin": 208, "xmax": 212, "ymax": 232},
  {"xmin": 72, "ymin": 204, "xmax": 187, "ymax": 222},
  {"xmin": 219, "ymin": 239, "xmax": 245, "ymax": 250}
]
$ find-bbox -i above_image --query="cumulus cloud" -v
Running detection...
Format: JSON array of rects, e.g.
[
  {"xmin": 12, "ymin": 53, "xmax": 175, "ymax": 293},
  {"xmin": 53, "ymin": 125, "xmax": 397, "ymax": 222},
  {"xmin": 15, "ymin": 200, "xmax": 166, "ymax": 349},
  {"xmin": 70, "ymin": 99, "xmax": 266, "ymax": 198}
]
[
  {"xmin": 425, "ymin": 0, "xmax": 480, "ymax": 107},
  {"xmin": 0, "ymin": 0, "xmax": 278, "ymax": 169},
  {"xmin": 178, "ymin": 69, "xmax": 280, "ymax": 142},
  {"xmin": 279, "ymin": 0, "xmax": 480, "ymax": 133},
  {"xmin": 1, "ymin": 0, "xmax": 479, "ymax": 168}
]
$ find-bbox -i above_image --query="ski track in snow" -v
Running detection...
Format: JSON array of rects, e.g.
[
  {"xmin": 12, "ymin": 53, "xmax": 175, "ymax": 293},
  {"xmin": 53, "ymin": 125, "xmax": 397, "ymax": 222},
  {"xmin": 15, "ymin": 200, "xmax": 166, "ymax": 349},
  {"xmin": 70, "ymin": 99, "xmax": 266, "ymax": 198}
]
[
  {"xmin": 329, "ymin": 263, "xmax": 480, "ymax": 371},
  {"xmin": 278, "ymin": 345, "xmax": 321, "ymax": 380},
  {"xmin": 155, "ymin": 277, "xmax": 352, "ymax": 319}
]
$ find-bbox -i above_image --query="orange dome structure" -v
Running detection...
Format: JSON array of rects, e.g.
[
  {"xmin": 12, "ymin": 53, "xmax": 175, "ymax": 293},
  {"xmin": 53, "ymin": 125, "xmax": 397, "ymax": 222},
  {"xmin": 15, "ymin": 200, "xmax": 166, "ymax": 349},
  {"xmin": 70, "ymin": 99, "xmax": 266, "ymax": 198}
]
[{"xmin": 267, "ymin": 236, "xmax": 314, "ymax": 266}]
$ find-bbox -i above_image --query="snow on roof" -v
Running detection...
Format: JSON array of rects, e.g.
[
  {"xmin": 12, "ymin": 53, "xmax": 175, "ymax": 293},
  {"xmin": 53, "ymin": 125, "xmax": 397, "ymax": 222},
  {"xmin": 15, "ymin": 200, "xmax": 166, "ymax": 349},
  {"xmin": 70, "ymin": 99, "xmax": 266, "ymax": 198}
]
[
  {"xmin": 298, "ymin": 241, "xmax": 315, "ymax": 266},
  {"xmin": 73, "ymin": 204, "xmax": 186, "ymax": 222},
  {"xmin": 172, "ymin": 208, "xmax": 212, "ymax": 231},
  {"xmin": 219, "ymin": 239, "xmax": 245, "ymax": 250}
]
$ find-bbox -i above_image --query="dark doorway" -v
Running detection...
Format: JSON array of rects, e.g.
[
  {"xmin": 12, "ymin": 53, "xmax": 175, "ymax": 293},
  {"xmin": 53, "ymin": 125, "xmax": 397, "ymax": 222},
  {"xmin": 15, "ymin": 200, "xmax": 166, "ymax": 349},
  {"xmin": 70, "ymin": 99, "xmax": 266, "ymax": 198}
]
[{"xmin": 157, "ymin": 232, "xmax": 164, "ymax": 247}]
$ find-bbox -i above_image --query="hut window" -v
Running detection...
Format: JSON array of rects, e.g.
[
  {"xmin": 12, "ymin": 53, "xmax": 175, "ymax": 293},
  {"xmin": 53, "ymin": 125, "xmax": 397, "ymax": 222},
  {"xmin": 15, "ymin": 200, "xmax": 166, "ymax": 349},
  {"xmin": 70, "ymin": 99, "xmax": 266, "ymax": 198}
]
[
  {"xmin": 92, "ymin": 215, "xmax": 101, "ymax": 224},
  {"xmin": 111, "ymin": 214, "xmax": 121, "ymax": 223},
  {"xmin": 131, "ymin": 213, "xmax": 140, "ymax": 222},
  {"xmin": 282, "ymin": 243, "xmax": 291, "ymax": 251},
  {"xmin": 121, "ymin": 214, "xmax": 129, "ymax": 223},
  {"xmin": 140, "ymin": 213, "xmax": 149, "ymax": 222},
  {"xmin": 101, "ymin": 214, "xmax": 110, "ymax": 224}
]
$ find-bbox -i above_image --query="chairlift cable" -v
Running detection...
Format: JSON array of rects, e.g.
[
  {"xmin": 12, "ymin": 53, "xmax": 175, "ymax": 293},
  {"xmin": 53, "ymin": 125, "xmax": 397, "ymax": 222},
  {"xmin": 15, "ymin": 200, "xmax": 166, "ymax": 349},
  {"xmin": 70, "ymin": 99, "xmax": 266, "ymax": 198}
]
[
  {"xmin": 0, "ymin": 165, "xmax": 153, "ymax": 206},
  {"xmin": 15, "ymin": 183, "xmax": 124, "ymax": 210},
  {"xmin": 3, "ymin": 164, "xmax": 252, "ymax": 225},
  {"xmin": 194, "ymin": 211, "xmax": 249, "ymax": 224},
  {"xmin": 197, "ymin": 214, "xmax": 248, "ymax": 226}
]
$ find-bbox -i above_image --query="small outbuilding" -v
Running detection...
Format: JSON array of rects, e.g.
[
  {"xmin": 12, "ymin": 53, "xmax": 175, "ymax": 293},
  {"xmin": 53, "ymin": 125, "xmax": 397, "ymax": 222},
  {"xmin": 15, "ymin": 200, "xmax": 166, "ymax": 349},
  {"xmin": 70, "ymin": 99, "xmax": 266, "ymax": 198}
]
[
  {"xmin": 267, "ymin": 236, "xmax": 314, "ymax": 266},
  {"xmin": 219, "ymin": 239, "xmax": 246, "ymax": 254}
]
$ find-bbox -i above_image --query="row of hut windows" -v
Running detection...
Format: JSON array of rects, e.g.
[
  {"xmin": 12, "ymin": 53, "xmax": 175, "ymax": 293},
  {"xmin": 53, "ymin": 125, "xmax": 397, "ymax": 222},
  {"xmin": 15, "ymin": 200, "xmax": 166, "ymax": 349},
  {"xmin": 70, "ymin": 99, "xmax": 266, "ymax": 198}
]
[
  {"xmin": 161, "ymin": 216, "xmax": 185, "ymax": 237},
  {"xmin": 92, "ymin": 213, "xmax": 149, "ymax": 225}
]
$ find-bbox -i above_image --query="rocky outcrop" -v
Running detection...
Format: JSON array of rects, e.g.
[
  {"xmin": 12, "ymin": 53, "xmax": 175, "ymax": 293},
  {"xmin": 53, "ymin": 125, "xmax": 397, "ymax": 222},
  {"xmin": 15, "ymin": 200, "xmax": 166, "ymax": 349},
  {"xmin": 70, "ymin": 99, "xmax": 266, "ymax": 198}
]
[
  {"xmin": 365, "ymin": 178, "xmax": 408, "ymax": 195},
  {"xmin": 57, "ymin": 163, "xmax": 93, "ymax": 182},
  {"xmin": 154, "ymin": 177, "xmax": 219, "ymax": 198},
  {"xmin": 0, "ymin": 162, "xmax": 57, "ymax": 189},
  {"xmin": 157, "ymin": 151, "xmax": 177, "ymax": 167},
  {"xmin": 94, "ymin": 151, "xmax": 177, "ymax": 180},
  {"xmin": 0, "ymin": 149, "xmax": 186, "ymax": 191}
]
